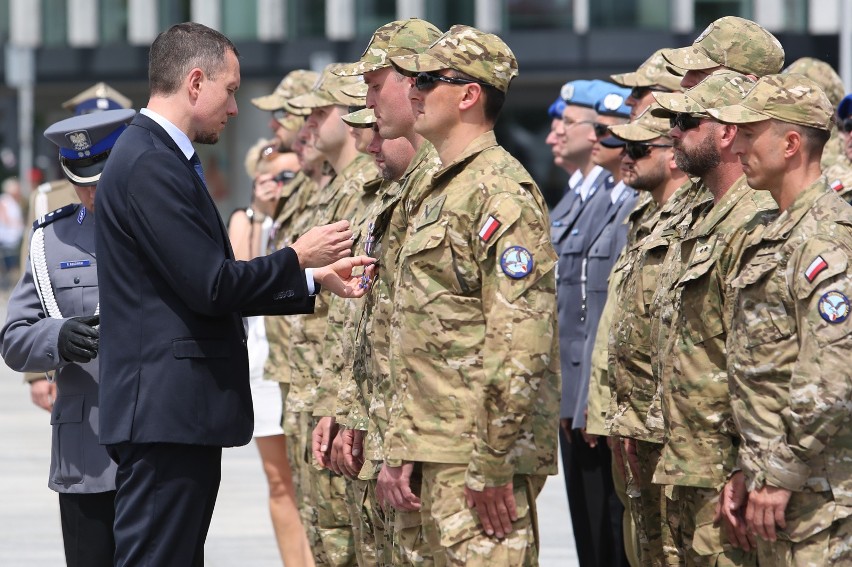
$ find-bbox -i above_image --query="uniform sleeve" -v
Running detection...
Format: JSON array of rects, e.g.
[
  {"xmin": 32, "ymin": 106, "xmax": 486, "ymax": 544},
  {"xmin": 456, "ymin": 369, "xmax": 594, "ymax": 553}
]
[
  {"xmin": 764, "ymin": 238, "xmax": 852, "ymax": 491},
  {"xmin": 0, "ymin": 252, "xmax": 65, "ymax": 372},
  {"xmin": 313, "ymin": 294, "xmax": 346, "ymax": 418},
  {"xmin": 466, "ymin": 190, "xmax": 559, "ymax": 489}
]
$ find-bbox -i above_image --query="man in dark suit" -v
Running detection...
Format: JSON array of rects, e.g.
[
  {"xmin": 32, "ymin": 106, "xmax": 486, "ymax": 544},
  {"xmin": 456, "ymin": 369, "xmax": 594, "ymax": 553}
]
[{"xmin": 95, "ymin": 22, "xmax": 373, "ymax": 566}]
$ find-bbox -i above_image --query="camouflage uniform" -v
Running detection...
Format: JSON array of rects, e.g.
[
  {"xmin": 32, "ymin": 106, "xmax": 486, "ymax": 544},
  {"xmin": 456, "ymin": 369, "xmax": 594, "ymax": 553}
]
[
  {"xmin": 711, "ymin": 73, "xmax": 852, "ymax": 566},
  {"xmin": 822, "ymin": 159, "xmax": 852, "ymax": 204}
]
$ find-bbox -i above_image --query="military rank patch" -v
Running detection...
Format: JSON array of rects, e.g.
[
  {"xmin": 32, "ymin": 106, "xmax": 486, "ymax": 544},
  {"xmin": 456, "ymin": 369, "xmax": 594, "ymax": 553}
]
[
  {"xmin": 831, "ymin": 179, "xmax": 844, "ymax": 192},
  {"xmin": 478, "ymin": 215, "xmax": 501, "ymax": 242},
  {"xmin": 805, "ymin": 256, "xmax": 828, "ymax": 282},
  {"xmin": 500, "ymin": 246, "xmax": 533, "ymax": 279},
  {"xmin": 818, "ymin": 290, "xmax": 850, "ymax": 324}
]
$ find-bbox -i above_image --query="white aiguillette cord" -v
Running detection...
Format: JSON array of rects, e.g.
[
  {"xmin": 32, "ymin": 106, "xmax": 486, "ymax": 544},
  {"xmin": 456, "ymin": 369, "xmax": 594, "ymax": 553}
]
[{"xmin": 30, "ymin": 226, "xmax": 99, "ymax": 320}]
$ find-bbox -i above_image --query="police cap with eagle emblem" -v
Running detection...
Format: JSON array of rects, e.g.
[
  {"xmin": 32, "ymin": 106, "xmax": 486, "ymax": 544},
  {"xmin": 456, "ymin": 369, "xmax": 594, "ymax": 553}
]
[{"xmin": 44, "ymin": 108, "xmax": 136, "ymax": 187}]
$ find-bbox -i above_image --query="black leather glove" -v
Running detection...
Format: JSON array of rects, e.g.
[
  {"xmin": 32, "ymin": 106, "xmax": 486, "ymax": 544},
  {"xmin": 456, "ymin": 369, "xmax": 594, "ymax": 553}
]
[{"xmin": 58, "ymin": 315, "xmax": 100, "ymax": 363}]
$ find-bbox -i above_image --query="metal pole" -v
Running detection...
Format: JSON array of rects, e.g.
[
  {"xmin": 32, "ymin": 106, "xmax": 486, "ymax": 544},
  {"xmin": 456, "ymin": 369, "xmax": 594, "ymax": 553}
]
[
  {"xmin": 18, "ymin": 79, "xmax": 32, "ymax": 198},
  {"xmin": 841, "ymin": 0, "xmax": 852, "ymax": 92}
]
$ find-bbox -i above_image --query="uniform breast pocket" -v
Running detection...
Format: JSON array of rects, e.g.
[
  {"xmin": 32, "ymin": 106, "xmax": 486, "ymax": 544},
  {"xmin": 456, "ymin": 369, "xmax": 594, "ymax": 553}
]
[
  {"xmin": 558, "ymin": 234, "xmax": 584, "ymax": 285},
  {"xmin": 679, "ymin": 262, "xmax": 724, "ymax": 344},
  {"xmin": 50, "ymin": 394, "xmax": 85, "ymax": 486},
  {"xmin": 52, "ymin": 267, "xmax": 98, "ymax": 316},
  {"xmin": 400, "ymin": 223, "xmax": 456, "ymax": 304},
  {"xmin": 732, "ymin": 261, "xmax": 791, "ymax": 348}
]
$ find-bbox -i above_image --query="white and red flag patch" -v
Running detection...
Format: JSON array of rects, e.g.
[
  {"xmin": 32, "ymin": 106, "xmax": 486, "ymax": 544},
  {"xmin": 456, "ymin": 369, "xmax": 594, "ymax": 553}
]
[
  {"xmin": 831, "ymin": 179, "xmax": 844, "ymax": 192},
  {"xmin": 478, "ymin": 215, "xmax": 501, "ymax": 242},
  {"xmin": 805, "ymin": 256, "xmax": 828, "ymax": 282}
]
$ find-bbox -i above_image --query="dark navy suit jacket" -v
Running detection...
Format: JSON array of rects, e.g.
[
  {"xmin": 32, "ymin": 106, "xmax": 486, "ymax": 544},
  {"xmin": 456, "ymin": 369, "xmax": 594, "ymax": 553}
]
[{"xmin": 95, "ymin": 114, "xmax": 314, "ymax": 447}]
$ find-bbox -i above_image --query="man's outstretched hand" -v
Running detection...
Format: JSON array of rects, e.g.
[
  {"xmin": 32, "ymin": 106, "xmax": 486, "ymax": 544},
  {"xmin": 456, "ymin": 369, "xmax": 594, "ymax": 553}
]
[
  {"xmin": 291, "ymin": 220, "xmax": 353, "ymax": 268},
  {"xmin": 314, "ymin": 256, "xmax": 376, "ymax": 298}
]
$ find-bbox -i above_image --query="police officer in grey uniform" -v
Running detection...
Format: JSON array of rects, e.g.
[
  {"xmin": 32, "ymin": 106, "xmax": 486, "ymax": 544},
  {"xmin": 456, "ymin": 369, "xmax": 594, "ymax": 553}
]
[{"xmin": 0, "ymin": 108, "xmax": 135, "ymax": 567}]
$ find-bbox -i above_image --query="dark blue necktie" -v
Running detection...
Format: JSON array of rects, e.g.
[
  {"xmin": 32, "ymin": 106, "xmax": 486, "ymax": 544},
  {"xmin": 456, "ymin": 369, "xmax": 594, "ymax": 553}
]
[{"xmin": 190, "ymin": 153, "xmax": 207, "ymax": 187}]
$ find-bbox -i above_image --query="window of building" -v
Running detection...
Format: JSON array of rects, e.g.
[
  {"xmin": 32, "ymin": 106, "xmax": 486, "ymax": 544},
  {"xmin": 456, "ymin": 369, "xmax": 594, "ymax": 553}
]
[
  {"xmin": 694, "ymin": 0, "xmax": 753, "ymax": 29},
  {"xmin": 507, "ymin": 0, "xmax": 573, "ymax": 31},
  {"xmin": 0, "ymin": 0, "xmax": 8, "ymax": 43},
  {"xmin": 42, "ymin": 0, "xmax": 67, "ymax": 46},
  {"xmin": 590, "ymin": 0, "xmax": 670, "ymax": 29},
  {"xmin": 289, "ymin": 0, "xmax": 325, "ymax": 37},
  {"xmin": 158, "ymin": 0, "xmax": 190, "ymax": 31},
  {"xmin": 100, "ymin": 0, "xmax": 128, "ymax": 44},
  {"xmin": 356, "ymin": 0, "xmax": 396, "ymax": 36},
  {"xmin": 222, "ymin": 0, "xmax": 257, "ymax": 40},
  {"xmin": 427, "ymin": 0, "xmax": 476, "ymax": 31}
]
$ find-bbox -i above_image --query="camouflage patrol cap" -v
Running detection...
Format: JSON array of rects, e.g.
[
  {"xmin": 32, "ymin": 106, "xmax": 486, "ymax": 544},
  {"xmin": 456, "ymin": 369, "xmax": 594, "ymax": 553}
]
[
  {"xmin": 610, "ymin": 104, "xmax": 673, "ymax": 141},
  {"xmin": 782, "ymin": 57, "xmax": 845, "ymax": 107},
  {"xmin": 708, "ymin": 74, "xmax": 834, "ymax": 131},
  {"xmin": 390, "ymin": 25, "xmax": 519, "ymax": 93},
  {"xmin": 341, "ymin": 80, "xmax": 368, "ymax": 100},
  {"xmin": 334, "ymin": 18, "xmax": 443, "ymax": 76},
  {"xmin": 252, "ymin": 69, "xmax": 319, "ymax": 111},
  {"xmin": 611, "ymin": 49, "xmax": 683, "ymax": 92},
  {"xmin": 62, "ymin": 82, "xmax": 132, "ymax": 115},
  {"xmin": 661, "ymin": 16, "xmax": 785, "ymax": 77},
  {"xmin": 341, "ymin": 107, "xmax": 376, "ymax": 128},
  {"xmin": 287, "ymin": 63, "xmax": 366, "ymax": 110},
  {"xmin": 652, "ymin": 71, "xmax": 755, "ymax": 117}
]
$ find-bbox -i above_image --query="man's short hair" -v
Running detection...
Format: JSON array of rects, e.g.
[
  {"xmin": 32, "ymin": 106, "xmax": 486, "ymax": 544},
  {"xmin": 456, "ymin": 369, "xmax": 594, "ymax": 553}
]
[
  {"xmin": 149, "ymin": 22, "xmax": 239, "ymax": 96},
  {"xmin": 774, "ymin": 121, "xmax": 831, "ymax": 157},
  {"xmin": 448, "ymin": 70, "xmax": 506, "ymax": 124}
]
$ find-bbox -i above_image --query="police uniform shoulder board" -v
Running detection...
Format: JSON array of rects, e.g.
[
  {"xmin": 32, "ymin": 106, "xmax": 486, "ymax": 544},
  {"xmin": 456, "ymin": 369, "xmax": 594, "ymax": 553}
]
[{"xmin": 32, "ymin": 203, "xmax": 79, "ymax": 230}]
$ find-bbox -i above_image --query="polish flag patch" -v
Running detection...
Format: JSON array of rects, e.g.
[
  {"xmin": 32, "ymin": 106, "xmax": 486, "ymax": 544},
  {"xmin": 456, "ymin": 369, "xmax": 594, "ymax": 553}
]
[
  {"xmin": 805, "ymin": 256, "xmax": 828, "ymax": 282},
  {"xmin": 831, "ymin": 179, "xmax": 844, "ymax": 192},
  {"xmin": 478, "ymin": 215, "xmax": 502, "ymax": 242}
]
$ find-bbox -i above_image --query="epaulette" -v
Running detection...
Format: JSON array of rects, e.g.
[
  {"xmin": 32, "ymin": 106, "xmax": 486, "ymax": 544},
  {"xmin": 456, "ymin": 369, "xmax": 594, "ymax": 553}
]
[{"xmin": 33, "ymin": 203, "xmax": 79, "ymax": 230}]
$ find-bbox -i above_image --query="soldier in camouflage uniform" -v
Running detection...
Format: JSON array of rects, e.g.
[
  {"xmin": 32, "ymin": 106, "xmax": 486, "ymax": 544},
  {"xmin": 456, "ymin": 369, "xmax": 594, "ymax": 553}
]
[
  {"xmin": 660, "ymin": 16, "xmax": 785, "ymax": 89},
  {"xmin": 782, "ymin": 57, "xmax": 847, "ymax": 173},
  {"xmin": 601, "ymin": 105, "xmax": 690, "ymax": 567},
  {"xmin": 821, "ymin": 94, "xmax": 852, "ymax": 203},
  {"xmin": 710, "ymin": 73, "xmax": 852, "ymax": 567},
  {"xmin": 383, "ymin": 25, "xmax": 559, "ymax": 566},
  {"xmin": 283, "ymin": 63, "xmax": 379, "ymax": 567},
  {"xmin": 611, "ymin": 49, "xmax": 684, "ymax": 119},
  {"xmin": 648, "ymin": 72, "xmax": 780, "ymax": 566},
  {"xmin": 330, "ymin": 19, "xmax": 443, "ymax": 566},
  {"xmin": 251, "ymin": 69, "xmax": 319, "ymax": 151}
]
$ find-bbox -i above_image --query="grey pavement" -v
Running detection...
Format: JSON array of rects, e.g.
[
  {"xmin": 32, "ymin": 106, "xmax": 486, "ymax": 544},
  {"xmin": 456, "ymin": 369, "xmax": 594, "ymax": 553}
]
[{"xmin": 0, "ymin": 291, "xmax": 578, "ymax": 566}]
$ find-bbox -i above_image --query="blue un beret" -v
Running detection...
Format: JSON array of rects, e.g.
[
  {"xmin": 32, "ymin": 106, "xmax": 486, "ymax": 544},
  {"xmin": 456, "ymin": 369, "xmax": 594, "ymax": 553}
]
[
  {"xmin": 560, "ymin": 80, "xmax": 618, "ymax": 109},
  {"xmin": 44, "ymin": 108, "xmax": 136, "ymax": 187},
  {"xmin": 594, "ymin": 85, "xmax": 633, "ymax": 118},
  {"xmin": 838, "ymin": 94, "xmax": 852, "ymax": 120}
]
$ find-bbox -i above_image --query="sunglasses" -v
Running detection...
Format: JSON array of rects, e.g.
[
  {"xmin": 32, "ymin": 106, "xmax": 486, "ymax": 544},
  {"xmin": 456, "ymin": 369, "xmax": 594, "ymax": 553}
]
[
  {"xmin": 591, "ymin": 122, "xmax": 611, "ymax": 138},
  {"xmin": 629, "ymin": 86, "xmax": 669, "ymax": 99},
  {"xmin": 840, "ymin": 117, "xmax": 852, "ymax": 134},
  {"xmin": 624, "ymin": 142, "xmax": 673, "ymax": 160},
  {"xmin": 413, "ymin": 71, "xmax": 488, "ymax": 91},
  {"xmin": 669, "ymin": 112, "xmax": 703, "ymax": 131}
]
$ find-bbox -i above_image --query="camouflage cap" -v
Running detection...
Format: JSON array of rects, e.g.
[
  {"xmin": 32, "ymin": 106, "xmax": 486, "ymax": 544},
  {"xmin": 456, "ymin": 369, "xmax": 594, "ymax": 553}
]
[
  {"xmin": 287, "ymin": 63, "xmax": 366, "ymax": 110},
  {"xmin": 707, "ymin": 74, "xmax": 834, "ymax": 131},
  {"xmin": 390, "ymin": 25, "xmax": 518, "ymax": 93},
  {"xmin": 62, "ymin": 82, "xmax": 132, "ymax": 115},
  {"xmin": 251, "ymin": 69, "xmax": 319, "ymax": 111},
  {"xmin": 651, "ymin": 71, "xmax": 755, "ymax": 117},
  {"xmin": 334, "ymin": 18, "xmax": 443, "ymax": 76},
  {"xmin": 782, "ymin": 57, "xmax": 845, "ymax": 108},
  {"xmin": 660, "ymin": 16, "xmax": 784, "ymax": 77},
  {"xmin": 276, "ymin": 113, "xmax": 305, "ymax": 132},
  {"xmin": 341, "ymin": 81, "xmax": 368, "ymax": 100},
  {"xmin": 609, "ymin": 104, "xmax": 672, "ymax": 142},
  {"xmin": 611, "ymin": 49, "xmax": 683, "ymax": 92},
  {"xmin": 341, "ymin": 107, "xmax": 376, "ymax": 128}
]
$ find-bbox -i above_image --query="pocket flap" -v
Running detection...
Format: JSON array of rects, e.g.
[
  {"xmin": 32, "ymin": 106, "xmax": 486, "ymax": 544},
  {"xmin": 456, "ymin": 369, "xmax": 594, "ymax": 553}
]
[
  {"xmin": 51, "ymin": 394, "xmax": 84, "ymax": 425},
  {"xmin": 53, "ymin": 268, "xmax": 98, "ymax": 288},
  {"xmin": 172, "ymin": 338, "xmax": 231, "ymax": 359}
]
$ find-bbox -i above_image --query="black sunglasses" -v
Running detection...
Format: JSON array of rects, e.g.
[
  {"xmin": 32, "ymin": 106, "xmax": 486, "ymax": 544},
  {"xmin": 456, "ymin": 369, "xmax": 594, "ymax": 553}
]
[
  {"xmin": 840, "ymin": 117, "xmax": 852, "ymax": 134},
  {"xmin": 413, "ymin": 71, "xmax": 488, "ymax": 91},
  {"xmin": 629, "ymin": 86, "xmax": 669, "ymax": 99},
  {"xmin": 624, "ymin": 142, "xmax": 673, "ymax": 160},
  {"xmin": 669, "ymin": 112, "xmax": 703, "ymax": 131},
  {"xmin": 591, "ymin": 122, "xmax": 611, "ymax": 137}
]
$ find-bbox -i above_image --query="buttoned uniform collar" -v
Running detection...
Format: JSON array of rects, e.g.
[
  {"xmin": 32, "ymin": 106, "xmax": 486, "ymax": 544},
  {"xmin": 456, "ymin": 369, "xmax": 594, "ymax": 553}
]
[
  {"xmin": 140, "ymin": 108, "xmax": 195, "ymax": 160},
  {"xmin": 610, "ymin": 180, "xmax": 629, "ymax": 204},
  {"xmin": 689, "ymin": 174, "xmax": 752, "ymax": 239},
  {"xmin": 575, "ymin": 165, "xmax": 605, "ymax": 201},
  {"xmin": 763, "ymin": 177, "xmax": 832, "ymax": 241}
]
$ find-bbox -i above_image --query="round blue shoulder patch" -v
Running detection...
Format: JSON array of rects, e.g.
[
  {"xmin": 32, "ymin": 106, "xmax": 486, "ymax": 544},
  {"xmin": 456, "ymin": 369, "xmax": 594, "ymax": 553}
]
[
  {"xmin": 500, "ymin": 246, "xmax": 534, "ymax": 279},
  {"xmin": 818, "ymin": 290, "xmax": 850, "ymax": 324}
]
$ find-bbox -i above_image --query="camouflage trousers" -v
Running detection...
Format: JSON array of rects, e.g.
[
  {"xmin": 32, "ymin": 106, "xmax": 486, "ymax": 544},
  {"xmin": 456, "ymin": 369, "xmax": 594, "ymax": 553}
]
[
  {"xmin": 611, "ymin": 441, "xmax": 641, "ymax": 567},
  {"xmin": 344, "ymin": 477, "xmax": 377, "ymax": 567},
  {"xmin": 629, "ymin": 440, "xmax": 666, "ymax": 567},
  {"xmin": 310, "ymin": 449, "xmax": 356, "ymax": 565},
  {"xmin": 665, "ymin": 485, "xmax": 756, "ymax": 567},
  {"xmin": 756, "ymin": 492, "xmax": 852, "ymax": 566},
  {"xmin": 420, "ymin": 463, "xmax": 545, "ymax": 566},
  {"xmin": 285, "ymin": 410, "xmax": 330, "ymax": 565}
]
